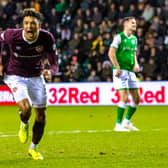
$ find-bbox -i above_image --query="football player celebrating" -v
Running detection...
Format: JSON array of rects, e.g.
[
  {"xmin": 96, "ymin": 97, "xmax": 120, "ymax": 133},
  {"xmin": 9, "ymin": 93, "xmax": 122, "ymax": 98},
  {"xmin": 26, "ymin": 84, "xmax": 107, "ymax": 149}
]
[{"xmin": 0, "ymin": 8, "xmax": 58, "ymax": 160}]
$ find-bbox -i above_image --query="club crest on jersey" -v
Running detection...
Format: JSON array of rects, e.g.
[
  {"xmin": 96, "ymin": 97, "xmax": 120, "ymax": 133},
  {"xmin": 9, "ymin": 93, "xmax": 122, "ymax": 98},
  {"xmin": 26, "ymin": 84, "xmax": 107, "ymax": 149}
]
[
  {"xmin": 35, "ymin": 45, "xmax": 44, "ymax": 53},
  {"xmin": 132, "ymin": 40, "xmax": 135, "ymax": 44}
]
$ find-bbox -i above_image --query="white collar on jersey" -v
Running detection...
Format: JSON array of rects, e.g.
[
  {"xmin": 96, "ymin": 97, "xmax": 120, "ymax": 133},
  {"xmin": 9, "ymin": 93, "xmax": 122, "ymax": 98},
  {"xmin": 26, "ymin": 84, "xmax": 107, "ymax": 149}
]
[
  {"xmin": 22, "ymin": 30, "xmax": 39, "ymax": 44},
  {"xmin": 123, "ymin": 32, "xmax": 132, "ymax": 39}
]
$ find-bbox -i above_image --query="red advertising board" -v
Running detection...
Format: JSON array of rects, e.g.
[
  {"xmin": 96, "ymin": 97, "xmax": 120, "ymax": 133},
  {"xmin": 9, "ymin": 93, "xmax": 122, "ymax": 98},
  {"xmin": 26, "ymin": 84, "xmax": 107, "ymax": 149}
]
[
  {"xmin": 0, "ymin": 85, "xmax": 16, "ymax": 105},
  {"xmin": 0, "ymin": 82, "xmax": 167, "ymax": 106}
]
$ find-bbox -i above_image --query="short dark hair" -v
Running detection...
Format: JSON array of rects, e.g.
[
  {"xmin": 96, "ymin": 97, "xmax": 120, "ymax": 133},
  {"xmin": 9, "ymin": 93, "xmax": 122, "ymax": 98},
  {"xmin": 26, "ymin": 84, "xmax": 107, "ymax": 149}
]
[
  {"xmin": 122, "ymin": 16, "xmax": 135, "ymax": 25},
  {"xmin": 22, "ymin": 8, "xmax": 43, "ymax": 21}
]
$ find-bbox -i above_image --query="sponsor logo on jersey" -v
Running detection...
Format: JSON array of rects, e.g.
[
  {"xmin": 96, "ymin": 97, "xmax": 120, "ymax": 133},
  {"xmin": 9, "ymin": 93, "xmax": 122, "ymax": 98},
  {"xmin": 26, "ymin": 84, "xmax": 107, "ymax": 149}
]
[
  {"xmin": 123, "ymin": 47, "xmax": 135, "ymax": 51},
  {"xmin": 14, "ymin": 52, "xmax": 19, "ymax": 57},
  {"xmin": 16, "ymin": 46, "xmax": 21, "ymax": 50},
  {"xmin": 13, "ymin": 52, "xmax": 41, "ymax": 58},
  {"xmin": 35, "ymin": 45, "xmax": 44, "ymax": 53}
]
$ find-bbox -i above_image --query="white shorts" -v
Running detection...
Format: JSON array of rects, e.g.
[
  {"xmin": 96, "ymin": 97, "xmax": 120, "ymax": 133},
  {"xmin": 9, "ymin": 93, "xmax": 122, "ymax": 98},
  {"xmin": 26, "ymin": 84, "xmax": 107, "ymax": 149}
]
[
  {"xmin": 113, "ymin": 69, "xmax": 139, "ymax": 90},
  {"xmin": 4, "ymin": 75, "xmax": 47, "ymax": 108}
]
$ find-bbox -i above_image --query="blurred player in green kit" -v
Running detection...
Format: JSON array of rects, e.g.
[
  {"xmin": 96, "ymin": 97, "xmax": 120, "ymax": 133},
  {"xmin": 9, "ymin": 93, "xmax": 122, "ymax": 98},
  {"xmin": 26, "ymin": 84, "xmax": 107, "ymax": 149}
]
[{"xmin": 108, "ymin": 17, "xmax": 140, "ymax": 131}]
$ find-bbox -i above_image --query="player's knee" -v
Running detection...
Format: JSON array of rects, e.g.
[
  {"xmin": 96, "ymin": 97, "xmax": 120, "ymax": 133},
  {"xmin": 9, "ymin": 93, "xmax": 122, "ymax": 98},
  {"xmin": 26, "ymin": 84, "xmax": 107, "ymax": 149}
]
[
  {"xmin": 134, "ymin": 95, "xmax": 140, "ymax": 105},
  {"xmin": 23, "ymin": 103, "xmax": 31, "ymax": 113},
  {"xmin": 121, "ymin": 96, "xmax": 129, "ymax": 103},
  {"xmin": 19, "ymin": 101, "xmax": 32, "ymax": 114},
  {"xmin": 118, "ymin": 89, "xmax": 129, "ymax": 103},
  {"xmin": 40, "ymin": 113, "xmax": 46, "ymax": 123},
  {"xmin": 125, "ymin": 97, "xmax": 129, "ymax": 103},
  {"xmin": 20, "ymin": 105, "xmax": 31, "ymax": 114},
  {"xmin": 36, "ymin": 112, "xmax": 46, "ymax": 123},
  {"xmin": 19, "ymin": 105, "xmax": 31, "ymax": 122},
  {"xmin": 135, "ymin": 99, "xmax": 140, "ymax": 105},
  {"xmin": 22, "ymin": 106, "xmax": 31, "ymax": 120}
]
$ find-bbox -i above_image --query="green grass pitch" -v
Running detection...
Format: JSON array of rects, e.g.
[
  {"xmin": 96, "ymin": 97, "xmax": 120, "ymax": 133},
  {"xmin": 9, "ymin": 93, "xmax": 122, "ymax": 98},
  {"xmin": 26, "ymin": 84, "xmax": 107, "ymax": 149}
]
[{"xmin": 0, "ymin": 105, "xmax": 168, "ymax": 168}]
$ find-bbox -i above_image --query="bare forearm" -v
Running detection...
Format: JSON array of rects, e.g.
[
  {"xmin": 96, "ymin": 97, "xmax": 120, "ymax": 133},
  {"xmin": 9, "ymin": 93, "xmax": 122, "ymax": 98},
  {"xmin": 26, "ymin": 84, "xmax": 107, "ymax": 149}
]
[
  {"xmin": 0, "ymin": 65, "xmax": 3, "ymax": 76},
  {"xmin": 134, "ymin": 52, "xmax": 139, "ymax": 66},
  {"xmin": 108, "ymin": 47, "xmax": 120, "ymax": 69},
  {"xmin": 133, "ymin": 52, "xmax": 140, "ymax": 72},
  {"xmin": 47, "ymin": 52, "xmax": 58, "ymax": 75}
]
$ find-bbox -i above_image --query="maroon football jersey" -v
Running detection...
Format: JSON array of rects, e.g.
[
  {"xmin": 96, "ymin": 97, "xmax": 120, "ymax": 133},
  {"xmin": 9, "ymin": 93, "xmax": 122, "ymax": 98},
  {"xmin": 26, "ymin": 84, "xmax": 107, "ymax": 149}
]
[{"xmin": 0, "ymin": 28, "xmax": 58, "ymax": 77}]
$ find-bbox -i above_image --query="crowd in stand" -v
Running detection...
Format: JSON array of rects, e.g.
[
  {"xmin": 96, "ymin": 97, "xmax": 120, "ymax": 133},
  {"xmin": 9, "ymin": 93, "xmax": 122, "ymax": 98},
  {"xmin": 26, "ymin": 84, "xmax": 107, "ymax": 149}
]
[{"xmin": 0, "ymin": 0, "xmax": 168, "ymax": 83}]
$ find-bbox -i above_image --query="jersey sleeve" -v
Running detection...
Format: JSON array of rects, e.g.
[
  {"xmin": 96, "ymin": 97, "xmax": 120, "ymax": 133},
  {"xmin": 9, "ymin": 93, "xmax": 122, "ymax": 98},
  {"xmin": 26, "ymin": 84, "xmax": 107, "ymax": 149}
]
[
  {"xmin": 110, "ymin": 34, "xmax": 121, "ymax": 49},
  {"xmin": 0, "ymin": 29, "xmax": 14, "ymax": 43},
  {"xmin": 46, "ymin": 33, "xmax": 59, "ymax": 75}
]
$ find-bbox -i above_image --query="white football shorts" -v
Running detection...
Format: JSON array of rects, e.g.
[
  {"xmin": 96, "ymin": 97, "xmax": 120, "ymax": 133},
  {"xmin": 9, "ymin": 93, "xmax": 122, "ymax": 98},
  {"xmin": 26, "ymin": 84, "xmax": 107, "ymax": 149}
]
[
  {"xmin": 4, "ymin": 75, "xmax": 47, "ymax": 108},
  {"xmin": 113, "ymin": 69, "xmax": 139, "ymax": 90}
]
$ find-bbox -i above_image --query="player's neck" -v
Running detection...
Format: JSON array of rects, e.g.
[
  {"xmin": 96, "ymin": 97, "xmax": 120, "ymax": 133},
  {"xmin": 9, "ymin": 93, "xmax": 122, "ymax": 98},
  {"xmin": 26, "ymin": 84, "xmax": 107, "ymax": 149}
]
[
  {"xmin": 123, "ymin": 30, "xmax": 132, "ymax": 37},
  {"xmin": 22, "ymin": 30, "xmax": 39, "ymax": 44}
]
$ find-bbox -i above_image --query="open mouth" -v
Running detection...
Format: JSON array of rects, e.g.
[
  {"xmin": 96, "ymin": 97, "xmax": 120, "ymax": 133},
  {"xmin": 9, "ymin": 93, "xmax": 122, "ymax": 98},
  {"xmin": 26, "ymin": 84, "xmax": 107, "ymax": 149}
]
[{"xmin": 27, "ymin": 30, "xmax": 33, "ymax": 36}]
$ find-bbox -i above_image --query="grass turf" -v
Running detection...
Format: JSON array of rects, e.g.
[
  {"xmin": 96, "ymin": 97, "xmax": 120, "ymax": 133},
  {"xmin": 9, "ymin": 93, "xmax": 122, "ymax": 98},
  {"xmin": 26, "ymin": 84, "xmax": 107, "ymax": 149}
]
[{"xmin": 0, "ymin": 106, "xmax": 168, "ymax": 168}]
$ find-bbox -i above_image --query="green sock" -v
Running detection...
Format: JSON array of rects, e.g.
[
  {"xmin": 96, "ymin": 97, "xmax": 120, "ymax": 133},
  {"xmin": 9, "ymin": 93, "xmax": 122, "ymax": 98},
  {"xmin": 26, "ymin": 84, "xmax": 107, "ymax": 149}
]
[
  {"xmin": 125, "ymin": 106, "xmax": 136, "ymax": 120},
  {"xmin": 117, "ymin": 107, "xmax": 125, "ymax": 124}
]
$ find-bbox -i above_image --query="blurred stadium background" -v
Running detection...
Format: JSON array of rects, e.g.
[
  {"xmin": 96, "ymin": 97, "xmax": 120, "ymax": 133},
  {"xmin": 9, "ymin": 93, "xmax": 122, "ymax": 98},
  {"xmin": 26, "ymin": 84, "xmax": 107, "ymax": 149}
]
[
  {"xmin": 0, "ymin": 0, "xmax": 168, "ymax": 168},
  {"xmin": 0, "ymin": 0, "xmax": 168, "ymax": 82}
]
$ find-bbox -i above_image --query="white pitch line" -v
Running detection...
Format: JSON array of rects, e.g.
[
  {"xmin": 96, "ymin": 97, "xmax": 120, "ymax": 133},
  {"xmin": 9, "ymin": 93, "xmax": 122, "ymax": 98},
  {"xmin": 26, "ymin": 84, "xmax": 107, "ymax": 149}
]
[
  {"xmin": 0, "ymin": 130, "xmax": 114, "ymax": 137},
  {"xmin": 48, "ymin": 130, "xmax": 114, "ymax": 135},
  {"xmin": 0, "ymin": 134, "xmax": 17, "ymax": 137},
  {"xmin": 0, "ymin": 128, "xmax": 165, "ymax": 138}
]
